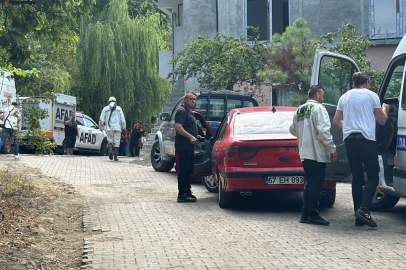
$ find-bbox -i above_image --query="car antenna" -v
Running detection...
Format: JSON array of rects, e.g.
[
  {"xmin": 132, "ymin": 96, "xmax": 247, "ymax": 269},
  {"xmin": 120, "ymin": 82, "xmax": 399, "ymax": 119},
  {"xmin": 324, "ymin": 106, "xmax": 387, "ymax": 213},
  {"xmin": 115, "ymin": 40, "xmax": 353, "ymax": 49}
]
[{"xmin": 271, "ymin": 106, "xmax": 276, "ymax": 113}]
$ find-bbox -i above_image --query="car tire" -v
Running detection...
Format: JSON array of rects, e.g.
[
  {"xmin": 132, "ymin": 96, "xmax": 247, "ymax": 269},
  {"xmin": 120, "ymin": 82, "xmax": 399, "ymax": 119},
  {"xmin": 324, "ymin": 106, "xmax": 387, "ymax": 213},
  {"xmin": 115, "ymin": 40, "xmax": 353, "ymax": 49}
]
[
  {"xmin": 203, "ymin": 173, "xmax": 219, "ymax": 193},
  {"xmin": 99, "ymin": 139, "xmax": 108, "ymax": 156},
  {"xmin": 150, "ymin": 140, "xmax": 174, "ymax": 172},
  {"xmin": 0, "ymin": 134, "xmax": 11, "ymax": 154},
  {"xmin": 218, "ymin": 176, "xmax": 234, "ymax": 208},
  {"xmin": 320, "ymin": 188, "xmax": 336, "ymax": 207},
  {"xmin": 370, "ymin": 190, "xmax": 400, "ymax": 211}
]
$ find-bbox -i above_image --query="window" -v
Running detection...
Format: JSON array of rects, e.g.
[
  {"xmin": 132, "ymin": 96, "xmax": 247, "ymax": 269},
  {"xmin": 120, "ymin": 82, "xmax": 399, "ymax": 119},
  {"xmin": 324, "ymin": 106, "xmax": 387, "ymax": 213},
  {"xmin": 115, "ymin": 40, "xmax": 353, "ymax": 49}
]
[
  {"xmin": 195, "ymin": 97, "xmax": 208, "ymax": 119},
  {"xmin": 370, "ymin": 0, "xmax": 403, "ymax": 39},
  {"xmin": 217, "ymin": 115, "xmax": 229, "ymax": 141},
  {"xmin": 233, "ymin": 111, "xmax": 294, "ymax": 135},
  {"xmin": 227, "ymin": 99, "xmax": 243, "ymax": 112},
  {"xmin": 245, "ymin": 0, "xmax": 289, "ymax": 41},
  {"xmin": 84, "ymin": 117, "xmax": 97, "ymax": 129},
  {"xmin": 381, "ymin": 57, "xmax": 405, "ymax": 101},
  {"xmin": 209, "ymin": 98, "xmax": 225, "ymax": 118},
  {"xmin": 76, "ymin": 116, "xmax": 84, "ymax": 126}
]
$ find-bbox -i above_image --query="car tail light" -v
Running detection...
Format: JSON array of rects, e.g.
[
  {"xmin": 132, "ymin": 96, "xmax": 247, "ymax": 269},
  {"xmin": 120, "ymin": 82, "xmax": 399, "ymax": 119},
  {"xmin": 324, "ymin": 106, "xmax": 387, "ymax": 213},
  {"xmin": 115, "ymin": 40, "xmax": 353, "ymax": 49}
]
[{"xmin": 226, "ymin": 146, "xmax": 260, "ymax": 160}]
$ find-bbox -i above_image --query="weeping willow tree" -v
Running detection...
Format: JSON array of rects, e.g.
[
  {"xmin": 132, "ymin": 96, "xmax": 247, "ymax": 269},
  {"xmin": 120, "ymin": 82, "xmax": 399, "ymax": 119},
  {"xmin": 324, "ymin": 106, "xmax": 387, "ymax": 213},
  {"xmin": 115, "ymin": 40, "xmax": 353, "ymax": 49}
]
[{"xmin": 76, "ymin": 0, "xmax": 171, "ymax": 128}]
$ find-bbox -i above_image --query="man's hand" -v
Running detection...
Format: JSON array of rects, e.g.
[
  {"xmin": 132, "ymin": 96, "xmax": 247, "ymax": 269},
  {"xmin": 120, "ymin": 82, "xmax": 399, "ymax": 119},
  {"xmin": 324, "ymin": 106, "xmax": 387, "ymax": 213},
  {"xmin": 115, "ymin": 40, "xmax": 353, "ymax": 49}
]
[
  {"xmin": 382, "ymin": 103, "xmax": 390, "ymax": 113},
  {"xmin": 331, "ymin": 152, "xmax": 339, "ymax": 162},
  {"xmin": 189, "ymin": 136, "xmax": 198, "ymax": 145}
]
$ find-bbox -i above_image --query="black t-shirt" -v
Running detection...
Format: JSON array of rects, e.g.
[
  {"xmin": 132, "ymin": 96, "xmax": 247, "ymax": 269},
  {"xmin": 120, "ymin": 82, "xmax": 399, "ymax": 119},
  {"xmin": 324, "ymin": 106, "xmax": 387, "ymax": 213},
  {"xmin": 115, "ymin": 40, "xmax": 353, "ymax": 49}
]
[
  {"xmin": 65, "ymin": 120, "xmax": 78, "ymax": 137},
  {"xmin": 130, "ymin": 128, "xmax": 143, "ymax": 143},
  {"xmin": 175, "ymin": 105, "xmax": 198, "ymax": 150}
]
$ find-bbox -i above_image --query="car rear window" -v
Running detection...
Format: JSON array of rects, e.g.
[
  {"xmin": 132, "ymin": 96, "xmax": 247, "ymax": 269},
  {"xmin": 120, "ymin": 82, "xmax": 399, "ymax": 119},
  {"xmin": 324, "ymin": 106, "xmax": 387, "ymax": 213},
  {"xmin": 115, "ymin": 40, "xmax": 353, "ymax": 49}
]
[{"xmin": 234, "ymin": 111, "xmax": 294, "ymax": 135}]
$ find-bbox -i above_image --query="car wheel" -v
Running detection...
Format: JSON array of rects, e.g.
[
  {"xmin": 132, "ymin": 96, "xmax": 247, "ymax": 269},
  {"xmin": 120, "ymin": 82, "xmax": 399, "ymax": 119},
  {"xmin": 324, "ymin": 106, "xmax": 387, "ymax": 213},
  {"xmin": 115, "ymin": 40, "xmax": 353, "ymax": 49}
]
[
  {"xmin": 150, "ymin": 140, "xmax": 174, "ymax": 172},
  {"xmin": 218, "ymin": 176, "xmax": 234, "ymax": 208},
  {"xmin": 203, "ymin": 173, "xmax": 219, "ymax": 193},
  {"xmin": 370, "ymin": 190, "xmax": 400, "ymax": 211},
  {"xmin": 320, "ymin": 189, "xmax": 336, "ymax": 208},
  {"xmin": 0, "ymin": 134, "xmax": 11, "ymax": 154},
  {"xmin": 99, "ymin": 139, "xmax": 108, "ymax": 156}
]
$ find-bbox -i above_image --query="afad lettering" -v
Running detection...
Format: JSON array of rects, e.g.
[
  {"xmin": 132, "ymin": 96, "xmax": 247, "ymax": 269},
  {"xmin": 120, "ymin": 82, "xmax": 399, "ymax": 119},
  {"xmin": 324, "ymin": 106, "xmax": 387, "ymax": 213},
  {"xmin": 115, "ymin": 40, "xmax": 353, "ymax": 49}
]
[
  {"xmin": 55, "ymin": 108, "xmax": 72, "ymax": 121},
  {"xmin": 397, "ymin": 135, "xmax": 406, "ymax": 151},
  {"xmin": 80, "ymin": 132, "xmax": 96, "ymax": 144}
]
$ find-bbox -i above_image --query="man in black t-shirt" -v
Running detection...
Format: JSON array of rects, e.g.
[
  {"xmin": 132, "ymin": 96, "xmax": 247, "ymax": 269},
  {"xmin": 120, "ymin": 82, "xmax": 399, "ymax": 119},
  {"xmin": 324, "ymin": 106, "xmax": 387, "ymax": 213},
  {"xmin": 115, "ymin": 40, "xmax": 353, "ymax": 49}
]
[
  {"xmin": 129, "ymin": 122, "xmax": 143, "ymax": 157},
  {"xmin": 64, "ymin": 110, "xmax": 79, "ymax": 156},
  {"xmin": 175, "ymin": 92, "xmax": 201, "ymax": 203}
]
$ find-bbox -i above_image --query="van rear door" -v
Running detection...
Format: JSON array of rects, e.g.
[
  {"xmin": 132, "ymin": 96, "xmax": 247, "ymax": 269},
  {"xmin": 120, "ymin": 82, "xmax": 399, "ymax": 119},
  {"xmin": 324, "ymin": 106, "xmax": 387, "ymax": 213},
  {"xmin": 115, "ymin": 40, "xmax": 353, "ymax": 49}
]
[{"xmin": 311, "ymin": 50, "xmax": 360, "ymax": 182}]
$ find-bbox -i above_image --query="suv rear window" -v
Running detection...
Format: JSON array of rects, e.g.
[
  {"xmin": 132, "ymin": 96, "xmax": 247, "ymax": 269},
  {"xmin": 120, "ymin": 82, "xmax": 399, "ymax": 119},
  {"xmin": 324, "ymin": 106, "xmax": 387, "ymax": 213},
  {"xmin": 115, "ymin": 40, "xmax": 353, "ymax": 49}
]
[{"xmin": 234, "ymin": 111, "xmax": 294, "ymax": 135}]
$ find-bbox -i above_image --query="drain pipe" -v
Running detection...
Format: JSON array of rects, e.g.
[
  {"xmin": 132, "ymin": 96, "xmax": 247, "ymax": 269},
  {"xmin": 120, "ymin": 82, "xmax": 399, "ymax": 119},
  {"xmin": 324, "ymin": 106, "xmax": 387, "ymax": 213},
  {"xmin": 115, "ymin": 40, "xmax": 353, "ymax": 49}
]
[
  {"xmin": 171, "ymin": 12, "xmax": 176, "ymax": 79},
  {"xmin": 216, "ymin": 0, "xmax": 219, "ymax": 32}
]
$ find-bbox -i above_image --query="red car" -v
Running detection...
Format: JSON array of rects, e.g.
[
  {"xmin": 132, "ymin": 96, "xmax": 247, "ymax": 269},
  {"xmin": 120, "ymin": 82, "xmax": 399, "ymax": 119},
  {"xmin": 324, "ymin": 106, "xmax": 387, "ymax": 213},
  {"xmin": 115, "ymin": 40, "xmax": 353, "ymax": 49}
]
[{"xmin": 210, "ymin": 106, "xmax": 336, "ymax": 208}]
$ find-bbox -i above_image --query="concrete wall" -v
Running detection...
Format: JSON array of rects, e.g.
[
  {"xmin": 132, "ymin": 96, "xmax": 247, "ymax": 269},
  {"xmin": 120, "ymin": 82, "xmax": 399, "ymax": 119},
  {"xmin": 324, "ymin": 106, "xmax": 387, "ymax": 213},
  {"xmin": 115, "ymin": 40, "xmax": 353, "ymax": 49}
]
[
  {"xmin": 290, "ymin": 0, "xmax": 368, "ymax": 37},
  {"xmin": 217, "ymin": 0, "xmax": 244, "ymax": 37}
]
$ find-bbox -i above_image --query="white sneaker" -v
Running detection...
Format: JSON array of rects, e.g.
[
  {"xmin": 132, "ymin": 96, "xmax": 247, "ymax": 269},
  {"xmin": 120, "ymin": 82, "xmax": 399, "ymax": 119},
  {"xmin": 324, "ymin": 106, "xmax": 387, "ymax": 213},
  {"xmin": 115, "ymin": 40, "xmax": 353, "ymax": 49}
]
[{"xmin": 15, "ymin": 155, "xmax": 20, "ymax": 160}]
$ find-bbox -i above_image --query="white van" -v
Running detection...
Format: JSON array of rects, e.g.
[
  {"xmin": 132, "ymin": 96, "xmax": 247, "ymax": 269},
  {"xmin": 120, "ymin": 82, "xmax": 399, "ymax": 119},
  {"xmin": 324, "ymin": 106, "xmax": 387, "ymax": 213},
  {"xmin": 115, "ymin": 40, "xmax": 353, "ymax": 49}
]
[
  {"xmin": 19, "ymin": 94, "xmax": 108, "ymax": 155},
  {"xmin": 311, "ymin": 37, "xmax": 406, "ymax": 211},
  {"xmin": 0, "ymin": 70, "xmax": 17, "ymax": 154}
]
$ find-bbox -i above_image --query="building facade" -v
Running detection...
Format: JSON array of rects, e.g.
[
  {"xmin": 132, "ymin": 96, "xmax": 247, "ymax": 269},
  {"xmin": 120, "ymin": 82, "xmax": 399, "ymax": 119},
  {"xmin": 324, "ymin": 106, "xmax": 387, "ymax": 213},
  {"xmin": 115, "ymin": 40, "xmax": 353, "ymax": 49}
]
[{"xmin": 158, "ymin": 0, "xmax": 403, "ymax": 105}]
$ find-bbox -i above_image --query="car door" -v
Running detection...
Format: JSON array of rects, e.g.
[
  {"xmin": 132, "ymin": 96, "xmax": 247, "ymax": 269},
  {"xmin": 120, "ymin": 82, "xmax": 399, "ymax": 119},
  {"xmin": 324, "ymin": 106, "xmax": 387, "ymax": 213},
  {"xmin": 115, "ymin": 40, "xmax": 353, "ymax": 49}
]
[
  {"xmin": 377, "ymin": 53, "xmax": 406, "ymax": 195},
  {"xmin": 311, "ymin": 49, "xmax": 360, "ymax": 182},
  {"xmin": 191, "ymin": 111, "xmax": 213, "ymax": 176},
  {"xmin": 163, "ymin": 99, "xmax": 183, "ymax": 156},
  {"xmin": 211, "ymin": 114, "xmax": 229, "ymax": 174},
  {"xmin": 75, "ymin": 115, "xmax": 87, "ymax": 149},
  {"xmin": 83, "ymin": 115, "xmax": 104, "ymax": 150}
]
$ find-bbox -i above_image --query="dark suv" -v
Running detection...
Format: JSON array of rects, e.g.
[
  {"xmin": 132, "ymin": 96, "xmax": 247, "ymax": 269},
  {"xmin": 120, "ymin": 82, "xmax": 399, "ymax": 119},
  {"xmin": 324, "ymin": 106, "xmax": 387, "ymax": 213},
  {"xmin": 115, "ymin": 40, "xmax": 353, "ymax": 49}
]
[{"xmin": 150, "ymin": 91, "xmax": 259, "ymax": 173}]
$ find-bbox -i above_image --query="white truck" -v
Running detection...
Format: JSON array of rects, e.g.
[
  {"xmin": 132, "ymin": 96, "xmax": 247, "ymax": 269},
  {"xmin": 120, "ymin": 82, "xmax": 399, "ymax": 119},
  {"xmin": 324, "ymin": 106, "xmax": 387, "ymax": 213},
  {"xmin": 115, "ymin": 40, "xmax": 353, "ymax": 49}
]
[
  {"xmin": 0, "ymin": 70, "xmax": 17, "ymax": 154},
  {"xmin": 19, "ymin": 94, "xmax": 108, "ymax": 155}
]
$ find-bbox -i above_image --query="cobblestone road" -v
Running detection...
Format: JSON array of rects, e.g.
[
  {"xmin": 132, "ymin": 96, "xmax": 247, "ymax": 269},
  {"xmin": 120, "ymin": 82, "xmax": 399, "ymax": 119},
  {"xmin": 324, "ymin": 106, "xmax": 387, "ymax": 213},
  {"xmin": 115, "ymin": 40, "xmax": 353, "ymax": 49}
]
[{"xmin": 20, "ymin": 155, "xmax": 406, "ymax": 270}]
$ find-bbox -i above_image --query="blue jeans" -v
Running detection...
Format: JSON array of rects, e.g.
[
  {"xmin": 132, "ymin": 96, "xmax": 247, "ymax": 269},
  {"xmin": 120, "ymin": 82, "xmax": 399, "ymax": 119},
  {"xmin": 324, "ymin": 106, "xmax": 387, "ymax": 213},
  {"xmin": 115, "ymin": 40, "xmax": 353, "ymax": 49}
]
[{"xmin": 0, "ymin": 128, "xmax": 19, "ymax": 155}]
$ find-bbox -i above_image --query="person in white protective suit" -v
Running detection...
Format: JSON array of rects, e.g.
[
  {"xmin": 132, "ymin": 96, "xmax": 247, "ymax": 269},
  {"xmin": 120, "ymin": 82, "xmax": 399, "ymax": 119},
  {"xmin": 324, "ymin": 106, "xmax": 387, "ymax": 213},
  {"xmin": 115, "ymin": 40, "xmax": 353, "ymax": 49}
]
[{"xmin": 99, "ymin": 97, "xmax": 126, "ymax": 161}]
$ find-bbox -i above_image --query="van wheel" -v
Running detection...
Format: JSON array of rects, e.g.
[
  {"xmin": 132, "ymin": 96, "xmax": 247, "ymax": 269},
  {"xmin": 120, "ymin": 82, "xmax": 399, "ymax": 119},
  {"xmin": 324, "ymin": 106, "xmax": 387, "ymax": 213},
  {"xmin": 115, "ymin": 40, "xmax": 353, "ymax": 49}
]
[
  {"xmin": 320, "ymin": 189, "xmax": 336, "ymax": 207},
  {"xmin": 150, "ymin": 140, "xmax": 174, "ymax": 172},
  {"xmin": 218, "ymin": 177, "xmax": 234, "ymax": 208},
  {"xmin": 370, "ymin": 190, "xmax": 400, "ymax": 211},
  {"xmin": 1, "ymin": 134, "xmax": 11, "ymax": 154},
  {"xmin": 203, "ymin": 173, "xmax": 219, "ymax": 193},
  {"xmin": 99, "ymin": 139, "xmax": 108, "ymax": 156}
]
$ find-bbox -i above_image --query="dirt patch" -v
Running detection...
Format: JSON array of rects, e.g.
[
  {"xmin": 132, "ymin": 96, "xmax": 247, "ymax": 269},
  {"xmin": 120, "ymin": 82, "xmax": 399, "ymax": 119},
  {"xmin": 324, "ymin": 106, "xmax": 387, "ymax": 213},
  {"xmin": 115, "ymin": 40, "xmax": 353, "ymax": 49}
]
[{"xmin": 0, "ymin": 158, "xmax": 87, "ymax": 270}]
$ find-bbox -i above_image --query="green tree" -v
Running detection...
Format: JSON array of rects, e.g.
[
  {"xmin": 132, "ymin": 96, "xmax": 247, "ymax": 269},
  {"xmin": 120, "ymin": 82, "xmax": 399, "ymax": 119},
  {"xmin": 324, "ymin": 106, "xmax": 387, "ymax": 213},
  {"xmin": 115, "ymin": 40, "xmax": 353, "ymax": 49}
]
[
  {"xmin": 0, "ymin": 0, "xmax": 95, "ymax": 66},
  {"xmin": 319, "ymin": 23, "xmax": 385, "ymax": 93},
  {"xmin": 169, "ymin": 32, "xmax": 269, "ymax": 90},
  {"xmin": 258, "ymin": 18, "xmax": 318, "ymax": 105},
  {"xmin": 77, "ymin": 0, "xmax": 171, "ymax": 129}
]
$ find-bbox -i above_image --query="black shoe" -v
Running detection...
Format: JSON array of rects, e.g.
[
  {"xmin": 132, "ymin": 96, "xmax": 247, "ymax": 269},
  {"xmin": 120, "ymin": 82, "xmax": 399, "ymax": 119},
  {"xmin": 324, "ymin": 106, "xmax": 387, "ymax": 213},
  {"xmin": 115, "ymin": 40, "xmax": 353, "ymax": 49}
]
[
  {"xmin": 177, "ymin": 194, "xmax": 197, "ymax": 203},
  {"xmin": 109, "ymin": 153, "xmax": 113, "ymax": 160},
  {"xmin": 355, "ymin": 208, "xmax": 377, "ymax": 227},
  {"xmin": 307, "ymin": 215, "xmax": 330, "ymax": 226},
  {"xmin": 355, "ymin": 218, "xmax": 365, "ymax": 226},
  {"xmin": 186, "ymin": 192, "xmax": 196, "ymax": 199},
  {"xmin": 300, "ymin": 209, "xmax": 308, "ymax": 223}
]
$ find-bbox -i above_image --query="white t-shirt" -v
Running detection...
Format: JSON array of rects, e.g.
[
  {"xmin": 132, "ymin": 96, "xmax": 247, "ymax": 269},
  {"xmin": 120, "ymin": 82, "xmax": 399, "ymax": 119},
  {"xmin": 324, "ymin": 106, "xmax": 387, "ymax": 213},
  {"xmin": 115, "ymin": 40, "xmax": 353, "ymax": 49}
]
[
  {"xmin": 1, "ymin": 105, "xmax": 20, "ymax": 129},
  {"xmin": 336, "ymin": 88, "xmax": 381, "ymax": 141}
]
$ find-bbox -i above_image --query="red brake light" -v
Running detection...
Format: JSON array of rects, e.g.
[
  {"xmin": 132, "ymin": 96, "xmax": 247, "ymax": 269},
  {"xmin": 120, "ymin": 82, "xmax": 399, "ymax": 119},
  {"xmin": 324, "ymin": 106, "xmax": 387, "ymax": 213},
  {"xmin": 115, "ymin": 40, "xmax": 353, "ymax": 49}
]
[{"xmin": 226, "ymin": 146, "xmax": 259, "ymax": 160}]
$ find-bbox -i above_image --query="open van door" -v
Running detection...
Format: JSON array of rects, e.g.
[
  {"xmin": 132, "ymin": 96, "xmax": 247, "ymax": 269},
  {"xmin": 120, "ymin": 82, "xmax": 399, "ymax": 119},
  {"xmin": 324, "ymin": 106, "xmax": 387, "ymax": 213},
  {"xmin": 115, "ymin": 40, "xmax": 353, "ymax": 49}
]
[{"xmin": 311, "ymin": 50, "xmax": 360, "ymax": 182}]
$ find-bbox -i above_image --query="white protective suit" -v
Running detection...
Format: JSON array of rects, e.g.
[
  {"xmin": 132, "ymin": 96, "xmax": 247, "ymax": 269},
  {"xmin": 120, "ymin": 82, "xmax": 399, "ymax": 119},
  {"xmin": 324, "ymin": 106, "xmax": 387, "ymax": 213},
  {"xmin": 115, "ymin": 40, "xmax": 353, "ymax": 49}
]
[{"xmin": 99, "ymin": 100, "xmax": 126, "ymax": 149}]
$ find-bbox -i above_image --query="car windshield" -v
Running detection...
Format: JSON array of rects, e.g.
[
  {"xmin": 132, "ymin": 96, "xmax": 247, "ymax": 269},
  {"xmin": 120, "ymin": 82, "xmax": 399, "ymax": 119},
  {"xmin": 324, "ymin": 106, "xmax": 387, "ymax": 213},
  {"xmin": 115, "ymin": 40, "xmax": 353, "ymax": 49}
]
[{"xmin": 234, "ymin": 111, "xmax": 294, "ymax": 135}]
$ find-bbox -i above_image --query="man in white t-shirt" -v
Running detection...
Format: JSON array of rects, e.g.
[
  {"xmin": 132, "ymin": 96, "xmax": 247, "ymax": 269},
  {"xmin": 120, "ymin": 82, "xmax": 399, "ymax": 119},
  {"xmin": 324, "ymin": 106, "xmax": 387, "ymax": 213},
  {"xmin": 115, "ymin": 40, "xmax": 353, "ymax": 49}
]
[
  {"xmin": 0, "ymin": 102, "xmax": 21, "ymax": 159},
  {"xmin": 333, "ymin": 72, "xmax": 389, "ymax": 228}
]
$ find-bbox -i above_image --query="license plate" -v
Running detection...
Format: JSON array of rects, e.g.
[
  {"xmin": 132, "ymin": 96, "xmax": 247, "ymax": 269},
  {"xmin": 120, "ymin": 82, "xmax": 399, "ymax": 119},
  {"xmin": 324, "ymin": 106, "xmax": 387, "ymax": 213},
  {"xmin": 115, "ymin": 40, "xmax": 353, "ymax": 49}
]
[{"xmin": 265, "ymin": 176, "xmax": 304, "ymax": 185}]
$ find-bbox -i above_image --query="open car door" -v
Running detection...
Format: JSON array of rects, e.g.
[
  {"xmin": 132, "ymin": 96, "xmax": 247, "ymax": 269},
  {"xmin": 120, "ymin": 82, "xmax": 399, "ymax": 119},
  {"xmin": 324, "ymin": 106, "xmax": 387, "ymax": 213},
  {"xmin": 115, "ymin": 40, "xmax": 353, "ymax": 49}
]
[{"xmin": 311, "ymin": 50, "xmax": 360, "ymax": 182}]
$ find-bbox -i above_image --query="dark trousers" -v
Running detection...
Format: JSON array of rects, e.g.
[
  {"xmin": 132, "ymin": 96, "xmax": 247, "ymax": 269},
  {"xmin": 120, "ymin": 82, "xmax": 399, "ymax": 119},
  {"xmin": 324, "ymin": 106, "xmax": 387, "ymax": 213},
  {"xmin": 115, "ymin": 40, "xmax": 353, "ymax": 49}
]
[
  {"xmin": 345, "ymin": 137, "xmax": 379, "ymax": 212},
  {"xmin": 177, "ymin": 149, "xmax": 194, "ymax": 195},
  {"xmin": 129, "ymin": 142, "xmax": 140, "ymax": 157},
  {"xmin": 302, "ymin": 159, "xmax": 326, "ymax": 213},
  {"xmin": 119, "ymin": 141, "xmax": 127, "ymax": 156}
]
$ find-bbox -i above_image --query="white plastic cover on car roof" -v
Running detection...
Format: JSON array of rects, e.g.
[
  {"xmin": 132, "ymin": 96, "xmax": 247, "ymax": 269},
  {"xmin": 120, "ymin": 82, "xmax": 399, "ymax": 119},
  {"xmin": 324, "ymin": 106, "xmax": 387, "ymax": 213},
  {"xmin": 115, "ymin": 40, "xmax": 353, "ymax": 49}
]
[{"xmin": 234, "ymin": 111, "xmax": 294, "ymax": 135}]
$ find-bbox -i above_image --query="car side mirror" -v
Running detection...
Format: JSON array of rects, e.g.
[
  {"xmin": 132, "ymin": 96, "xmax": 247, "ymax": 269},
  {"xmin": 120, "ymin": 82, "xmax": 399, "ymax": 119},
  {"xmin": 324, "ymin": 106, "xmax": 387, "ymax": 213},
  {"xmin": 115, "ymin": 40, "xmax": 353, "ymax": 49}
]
[{"xmin": 159, "ymin": 112, "xmax": 170, "ymax": 121}]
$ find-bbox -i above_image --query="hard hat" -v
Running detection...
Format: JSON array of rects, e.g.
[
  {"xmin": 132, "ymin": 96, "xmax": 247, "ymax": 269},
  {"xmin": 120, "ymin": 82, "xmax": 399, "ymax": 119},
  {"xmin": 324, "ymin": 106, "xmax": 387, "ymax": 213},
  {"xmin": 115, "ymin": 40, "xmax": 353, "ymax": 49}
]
[{"xmin": 109, "ymin": 96, "xmax": 116, "ymax": 102}]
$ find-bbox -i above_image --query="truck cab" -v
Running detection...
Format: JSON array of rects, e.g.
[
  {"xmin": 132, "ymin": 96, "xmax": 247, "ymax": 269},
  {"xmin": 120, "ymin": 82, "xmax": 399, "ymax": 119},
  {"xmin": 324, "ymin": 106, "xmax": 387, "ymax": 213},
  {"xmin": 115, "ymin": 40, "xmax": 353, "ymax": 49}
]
[{"xmin": 311, "ymin": 37, "xmax": 406, "ymax": 211}]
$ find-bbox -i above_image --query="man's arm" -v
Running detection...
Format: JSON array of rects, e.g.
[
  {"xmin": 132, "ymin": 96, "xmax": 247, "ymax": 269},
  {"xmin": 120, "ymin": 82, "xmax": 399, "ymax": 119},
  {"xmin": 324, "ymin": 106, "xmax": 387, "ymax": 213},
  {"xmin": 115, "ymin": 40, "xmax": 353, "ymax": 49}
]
[
  {"xmin": 175, "ymin": 123, "xmax": 198, "ymax": 144},
  {"xmin": 289, "ymin": 113, "xmax": 297, "ymax": 137},
  {"xmin": 333, "ymin": 110, "xmax": 343, "ymax": 130},
  {"xmin": 375, "ymin": 103, "xmax": 389, "ymax": 125},
  {"xmin": 315, "ymin": 108, "xmax": 337, "ymax": 159}
]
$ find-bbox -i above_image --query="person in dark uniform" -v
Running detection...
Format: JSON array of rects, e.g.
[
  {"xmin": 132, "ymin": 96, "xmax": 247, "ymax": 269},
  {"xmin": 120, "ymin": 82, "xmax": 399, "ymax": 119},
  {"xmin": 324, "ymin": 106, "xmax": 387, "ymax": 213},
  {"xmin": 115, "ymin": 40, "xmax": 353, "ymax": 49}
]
[
  {"xmin": 129, "ymin": 122, "xmax": 143, "ymax": 157},
  {"xmin": 175, "ymin": 92, "xmax": 202, "ymax": 202},
  {"xmin": 64, "ymin": 110, "xmax": 79, "ymax": 156}
]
